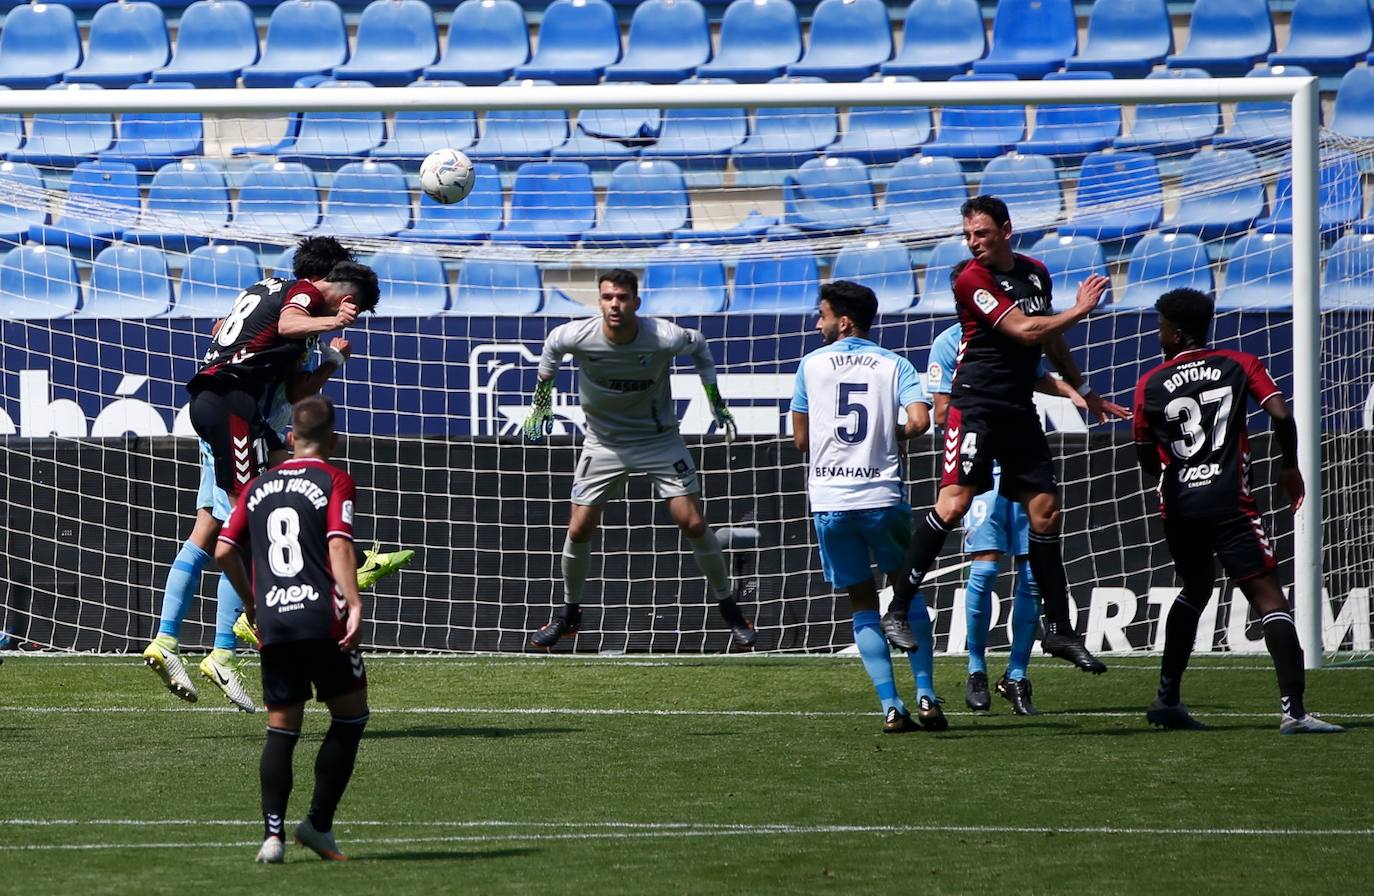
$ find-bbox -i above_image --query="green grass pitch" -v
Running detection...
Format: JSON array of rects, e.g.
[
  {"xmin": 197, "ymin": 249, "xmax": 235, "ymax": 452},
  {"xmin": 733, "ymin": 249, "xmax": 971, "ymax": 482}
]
[{"xmin": 0, "ymin": 654, "xmax": 1370, "ymax": 894}]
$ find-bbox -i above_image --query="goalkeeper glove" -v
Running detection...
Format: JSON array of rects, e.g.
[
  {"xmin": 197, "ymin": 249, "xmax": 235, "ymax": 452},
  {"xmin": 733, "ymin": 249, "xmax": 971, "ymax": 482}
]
[
  {"xmin": 704, "ymin": 383, "xmax": 736, "ymax": 442},
  {"xmin": 523, "ymin": 378, "xmax": 555, "ymax": 442}
]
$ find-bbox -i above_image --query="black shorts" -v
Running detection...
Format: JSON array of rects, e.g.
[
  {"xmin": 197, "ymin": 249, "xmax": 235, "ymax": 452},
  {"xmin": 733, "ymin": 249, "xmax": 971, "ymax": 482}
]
[
  {"xmin": 260, "ymin": 639, "xmax": 367, "ymax": 709},
  {"xmin": 1164, "ymin": 510, "xmax": 1278, "ymax": 585},
  {"xmin": 188, "ymin": 386, "xmax": 284, "ymax": 496},
  {"xmin": 940, "ymin": 401, "xmax": 1057, "ymax": 497}
]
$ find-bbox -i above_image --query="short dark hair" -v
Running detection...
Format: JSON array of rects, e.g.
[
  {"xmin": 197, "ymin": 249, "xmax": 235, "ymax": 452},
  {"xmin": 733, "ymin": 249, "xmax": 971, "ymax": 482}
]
[
  {"xmin": 598, "ymin": 268, "xmax": 639, "ymax": 297},
  {"xmin": 961, "ymin": 195, "xmax": 1011, "ymax": 228},
  {"xmin": 292, "ymin": 394, "xmax": 336, "ymax": 446},
  {"xmin": 1155, "ymin": 288, "xmax": 1214, "ymax": 346},
  {"xmin": 820, "ymin": 280, "xmax": 879, "ymax": 332},
  {"xmin": 325, "ymin": 260, "xmax": 380, "ymax": 313},
  {"xmin": 293, "ymin": 236, "xmax": 355, "ymax": 280}
]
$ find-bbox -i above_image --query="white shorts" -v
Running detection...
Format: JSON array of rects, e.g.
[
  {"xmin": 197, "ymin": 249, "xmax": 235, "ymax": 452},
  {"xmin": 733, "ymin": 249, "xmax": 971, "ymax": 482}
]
[{"xmin": 570, "ymin": 435, "xmax": 700, "ymax": 506}]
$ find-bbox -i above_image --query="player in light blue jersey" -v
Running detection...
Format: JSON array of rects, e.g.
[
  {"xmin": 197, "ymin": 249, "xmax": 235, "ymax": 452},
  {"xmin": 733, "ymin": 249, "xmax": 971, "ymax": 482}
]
[{"xmin": 792, "ymin": 281, "xmax": 946, "ymax": 733}]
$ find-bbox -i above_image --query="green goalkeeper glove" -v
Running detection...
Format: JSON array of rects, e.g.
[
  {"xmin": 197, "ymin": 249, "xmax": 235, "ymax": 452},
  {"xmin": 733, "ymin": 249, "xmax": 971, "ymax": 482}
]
[
  {"xmin": 704, "ymin": 383, "xmax": 736, "ymax": 442},
  {"xmin": 523, "ymin": 378, "xmax": 555, "ymax": 442}
]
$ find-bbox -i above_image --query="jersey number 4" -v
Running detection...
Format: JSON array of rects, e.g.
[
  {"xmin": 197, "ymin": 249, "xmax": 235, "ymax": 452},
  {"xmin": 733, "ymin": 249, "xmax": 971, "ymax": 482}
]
[{"xmin": 1164, "ymin": 387, "xmax": 1233, "ymax": 459}]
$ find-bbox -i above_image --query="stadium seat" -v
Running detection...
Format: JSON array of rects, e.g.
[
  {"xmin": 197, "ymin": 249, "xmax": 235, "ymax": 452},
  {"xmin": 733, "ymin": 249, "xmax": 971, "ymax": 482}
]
[
  {"xmin": 332, "ymin": 0, "xmax": 439, "ymax": 87},
  {"xmin": 1167, "ymin": 0, "xmax": 1275, "ymax": 77},
  {"xmin": 312, "ymin": 161, "xmax": 411, "ymax": 239},
  {"xmin": 242, "ymin": 0, "xmax": 349, "ymax": 88},
  {"xmin": 1162, "ymin": 149, "xmax": 1265, "ymax": 242},
  {"xmin": 0, "ymin": 88, "xmax": 22, "ymax": 158},
  {"xmin": 640, "ymin": 245, "xmax": 728, "ymax": 314},
  {"xmin": 582, "ymin": 160, "xmax": 690, "ymax": 246},
  {"xmin": 371, "ymin": 80, "xmax": 477, "ymax": 169},
  {"xmin": 605, "ymin": 0, "xmax": 712, "ymax": 84},
  {"xmin": 228, "ymin": 162, "xmax": 322, "ymax": 244},
  {"xmin": 172, "ymin": 244, "xmax": 261, "ymax": 317},
  {"xmin": 778, "ymin": 156, "xmax": 882, "ymax": 233},
  {"xmin": 551, "ymin": 97, "xmax": 661, "ymax": 175},
  {"xmin": 1028, "ymin": 234, "xmax": 1110, "ymax": 303},
  {"xmin": 787, "ymin": 0, "xmax": 892, "ymax": 82},
  {"xmin": 277, "ymin": 81, "xmax": 386, "ymax": 171},
  {"xmin": 978, "ymin": 153, "xmax": 1061, "ymax": 245},
  {"xmin": 1216, "ymin": 232, "xmax": 1292, "ymax": 308},
  {"xmin": 1330, "ymin": 67, "xmax": 1374, "ymax": 140},
  {"xmin": 451, "ymin": 248, "xmax": 544, "ymax": 314},
  {"xmin": 0, "ymin": 161, "xmax": 46, "ymax": 245},
  {"xmin": 731, "ymin": 77, "xmax": 837, "ymax": 176},
  {"xmin": 123, "ymin": 159, "xmax": 231, "ymax": 253},
  {"xmin": 64, "ymin": 1, "xmax": 170, "ymax": 88},
  {"xmin": 973, "ymin": 0, "xmax": 1076, "ymax": 79},
  {"xmin": 80, "ymin": 245, "xmax": 172, "ymax": 318},
  {"xmin": 0, "ymin": 3, "xmax": 83, "ymax": 89},
  {"xmin": 27, "ymin": 159, "xmax": 140, "ymax": 256},
  {"xmin": 826, "ymin": 75, "xmax": 932, "ymax": 166},
  {"xmin": 915, "ymin": 236, "xmax": 970, "ymax": 313},
  {"xmin": 1015, "ymin": 72, "xmax": 1120, "ymax": 164},
  {"xmin": 490, "ymin": 161, "xmax": 596, "ymax": 247},
  {"xmin": 542, "ymin": 287, "xmax": 597, "ymax": 316},
  {"xmin": 1268, "ymin": 0, "xmax": 1372, "ymax": 76},
  {"xmin": 515, "ymin": 0, "xmax": 621, "ymax": 86},
  {"xmin": 1116, "ymin": 232, "xmax": 1213, "ymax": 309},
  {"xmin": 1322, "ymin": 233, "xmax": 1374, "ymax": 307},
  {"xmin": 830, "ymin": 239, "xmax": 917, "ymax": 313},
  {"xmin": 1058, "ymin": 151, "xmax": 1162, "ymax": 247},
  {"xmin": 153, "ymin": 0, "xmax": 258, "ymax": 88},
  {"xmin": 1215, "ymin": 66, "xmax": 1314, "ymax": 152},
  {"xmin": 881, "ymin": 0, "xmax": 986, "ymax": 81},
  {"xmin": 1065, "ymin": 0, "xmax": 1173, "ymax": 78},
  {"xmin": 466, "ymin": 80, "xmax": 570, "ymax": 172},
  {"xmin": 731, "ymin": 248, "xmax": 819, "ymax": 313},
  {"xmin": 696, "ymin": 0, "xmax": 802, "ymax": 83},
  {"xmin": 924, "ymin": 74, "xmax": 1027, "ymax": 161},
  {"xmin": 99, "ymin": 82, "xmax": 203, "ymax": 171},
  {"xmin": 1113, "ymin": 69, "xmax": 1220, "ymax": 157},
  {"xmin": 0, "ymin": 245, "xmax": 80, "ymax": 319},
  {"xmin": 876, "ymin": 155, "xmax": 967, "ymax": 238},
  {"xmin": 7, "ymin": 84, "xmax": 114, "ymax": 168},
  {"xmin": 365, "ymin": 246, "xmax": 449, "ymax": 316},
  {"xmin": 397, "ymin": 162, "xmax": 503, "ymax": 244},
  {"xmin": 640, "ymin": 78, "xmax": 748, "ymax": 180},
  {"xmin": 670, "ymin": 209, "xmax": 777, "ymax": 244},
  {"xmin": 425, "ymin": 0, "xmax": 529, "ymax": 86},
  {"xmin": 265, "ymin": 246, "xmax": 296, "ymax": 278},
  {"xmin": 1257, "ymin": 149, "xmax": 1360, "ymax": 238}
]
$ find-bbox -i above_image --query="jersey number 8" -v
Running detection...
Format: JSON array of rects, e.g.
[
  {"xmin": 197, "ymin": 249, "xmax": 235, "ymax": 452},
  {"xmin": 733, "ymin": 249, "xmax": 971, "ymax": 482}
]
[{"xmin": 266, "ymin": 506, "xmax": 304, "ymax": 577}]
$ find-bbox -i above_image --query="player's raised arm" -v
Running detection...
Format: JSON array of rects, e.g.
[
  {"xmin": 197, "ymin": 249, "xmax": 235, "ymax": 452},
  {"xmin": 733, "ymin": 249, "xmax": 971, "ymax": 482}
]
[
  {"xmin": 1042, "ymin": 334, "xmax": 1130, "ymax": 423},
  {"xmin": 991, "ymin": 274, "xmax": 1108, "ymax": 347},
  {"xmin": 288, "ymin": 338, "xmax": 351, "ymax": 403}
]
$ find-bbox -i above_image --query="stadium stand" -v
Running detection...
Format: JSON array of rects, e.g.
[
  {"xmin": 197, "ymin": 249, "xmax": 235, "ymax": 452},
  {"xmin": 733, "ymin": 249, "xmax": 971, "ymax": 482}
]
[
  {"xmin": 924, "ymin": 73, "xmax": 1027, "ymax": 161},
  {"xmin": 1167, "ymin": 0, "xmax": 1276, "ymax": 77},
  {"xmin": 639, "ymin": 245, "xmax": 729, "ymax": 314},
  {"xmin": 730, "ymin": 76, "xmax": 837, "ymax": 176},
  {"xmin": 1216, "ymin": 232, "xmax": 1294, "ymax": 308},
  {"xmin": 881, "ymin": 0, "xmax": 985, "ymax": 80},
  {"xmin": 830, "ymin": 239, "xmax": 917, "ymax": 313},
  {"xmin": 1113, "ymin": 69, "xmax": 1220, "ymax": 157},
  {"xmin": 973, "ymin": 0, "xmax": 1077, "ymax": 79},
  {"xmin": 787, "ymin": 0, "xmax": 892, "ymax": 82},
  {"xmin": 1162, "ymin": 148, "xmax": 1267, "ymax": 242},
  {"xmin": 604, "ymin": 0, "xmax": 712, "ymax": 84},
  {"xmin": 978, "ymin": 152, "xmax": 1062, "ymax": 246},
  {"xmin": 696, "ymin": 0, "xmax": 802, "ymax": 83},
  {"xmin": 551, "ymin": 97, "xmax": 660, "ymax": 175},
  {"xmin": 1257, "ymin": 149, "xmax": 1361, "ymax": 238},
  {"xmin": 80, "ymin": 245, "xmax": 172, "ymax": 318},
  {"xmin": 1029, "ymin": 234, "xmax": 1110, "ymax": 302},
  {"xmin": 1323, "ymin": 233, "xmax": 1374, "ymax": 306},
  {"xmin": 731, "ymin": 247, "xmax": 819, "ymax": 313},
  {"xmin": 99, "ymin": 82, "xmax": 203, "ymax": 172},
  {"xmin": 123, "ymin": 159, "xmax": 231, "ymax": 253},
  {"xmin": 490, "ymin": 161, "xmax": 597, "ymax": 247},
  {"xmin": 227, "ymin": 162, "xmax": 323, "ymax": 245},
  {"xmin": 542, "ymin": 286, "xmax": 598, "ymax": 316},
  {"xmin": 0, "ymin": 97, "xmax": 18, "ymax": 158},
  {"xmin": 366, "ymin": 246, "xmax": 450, "ymax": 316},
  {"xmin": 64, "ymin": 1, "xmax": 170, "ymax": 88},
  {"xmin": 670, "ymin": 209, "xmax": 776, "ymax": 244},
  {"xmin": 397, "ymin": 162, "xmax": 505, "ymax": 244},
  {"xmin": 171, "ymin": 244, "xmax": 261, "ymax": 317},
  {"xmin": 0, "ymin": 162, "xmax": 46, "ymax": 245},
  {"xmin": 0, "ymin": 2, "xmax": 84, "ymax": 89},
  {"xmin": 27, "ymin": 159, "xmax": 140, "ymax": 256},
  {"xmin": 826, "ymin": 75, "xmax": 932, "ymax": 167},
  {"xmin": 0, "ymin": 245, "xmax": 81, "ymax": 319},
  {"xmin": 1116, "ymin": 231, "xmax": 1215, "ymax": 308},
  {"xmin": 277, "ymin": 80, "xmax": 386, "ymax": 170},
  {"xmin": 1065, "ymin": 0, "xmax": 1173, "ymax": 78},
  {"xmin": 152, "ymin": 0, "xmax": 258, "ymax": 88},
  {"xmin": 1331, "ymin": 66, "xmax": 1374, "ymax": 138},
  {"xmin": 333, "ymin": 0, "xmax": 440, "ymax": 87},
  {"xmin": 1268, "ymin": 0, "xmax": 1373, "ymax": 76},
  {"xmin": 265, "ymin": 246, "xmax": 295, "ymax": 278},
  {"xmin": 241, "ymin": 0, "xmax": 349, "ymax": 88},
  {"xmin": 515, "ymin": 0, "xmax": 621, "ymax": 86},
  {"xmin": 1215, "ymin": 65, "xmax": 1315, "ymax": 151},
  {"xmin": 639, "ymin": 78, "xmax": 747, "ymax": 182},
  {"xmin": 1015, "ymin": 71, "xmax": 1121, "ymax": 164},
  {"xmin": 875, "ymin": 155, "xmax": 967, "ymax": 238},
  {"xmin": 466, "ymin": 80, "xmax": 569, "ymax": 172},
  {"xmin": 915, "ymin": 236, "xmax": 971, "ymax": 313},
  {"xmin": 581, "ymin": 159, "xmax": 691, "ymax": 246},
  {"xmin": 8, "ymin": 84, "xmax": 113, "ymax": 168},
  {"xmin": 312, "ymin": 160, "xmax": 411, "ymax": 239},
  {"xmin": 777, "ymin": 156, "xmax": 882, "ymax": 234},
  {"xmin": 451, "ymin": 249, "xmax": 544, "ymax": 314},
  {"xmin": 371, "ymin": 80, "xmax": 477, "ymax": 168},
  {"xmin": 425, "ymin": 0, "xmax": 530, "ymax": 86},
  {"xmin": 1058, "ymin": 150, "xmax": 1163, "ymax": 247}
]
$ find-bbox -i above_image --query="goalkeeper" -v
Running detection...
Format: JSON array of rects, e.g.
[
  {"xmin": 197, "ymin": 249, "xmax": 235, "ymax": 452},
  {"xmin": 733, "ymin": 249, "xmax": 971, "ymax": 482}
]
[{"xmin": 524, "ymin": 269, "xmax": 754, "ymax": 650}]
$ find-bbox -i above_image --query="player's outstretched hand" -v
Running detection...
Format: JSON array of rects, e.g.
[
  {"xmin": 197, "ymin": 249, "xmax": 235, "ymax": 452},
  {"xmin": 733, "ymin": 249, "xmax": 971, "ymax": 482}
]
[
  {"xmin": 1085, "ymin": 392, "xmax": 1131, "ymax": 424},
  {"xmin": 333, "ymin": 302, "xmax": 359, "ymax": 330},
  {"xmin": 523, "ymin": 378, "xmax": 555, "ymax": 442},
  {"xmin": 704, "ymin": 383, "xmax": 736, "ymax": 442},
  {"xmin": 338, "ymin": 603, "xmax": 363, "ymax": 652},
  {"xmin": 1074, "ymin": 274, "xmax": 1111, "ymax": 314},
  {"xmin": 1279, "ymin": 466, "xmax": 1305, "ymax": 512}
]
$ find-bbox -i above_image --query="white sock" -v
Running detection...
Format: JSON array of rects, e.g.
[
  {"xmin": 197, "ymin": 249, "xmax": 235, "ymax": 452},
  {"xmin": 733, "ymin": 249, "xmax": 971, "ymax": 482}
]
[
  {"xmin": 562, "ymin": 537, "xmax": 591, "ymax": 605},
  {"xmin": 687, "ymin": 532, "xmax": 732, "ymax": 602}
]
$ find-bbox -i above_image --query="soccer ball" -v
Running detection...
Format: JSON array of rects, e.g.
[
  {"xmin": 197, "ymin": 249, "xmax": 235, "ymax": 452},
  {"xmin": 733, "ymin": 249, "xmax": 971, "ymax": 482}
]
[{"xmin": 419, "ymin": 148, "xmax": 476, "ymax": 204}]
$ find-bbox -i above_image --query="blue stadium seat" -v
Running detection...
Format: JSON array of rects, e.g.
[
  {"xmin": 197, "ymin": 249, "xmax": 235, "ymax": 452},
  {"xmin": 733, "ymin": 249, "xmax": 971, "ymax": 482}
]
[
  {"xmin": 696, "ymin": 0, "xmax": 802, "ymax": 83},
  {"xmin": 27, "ymin": 159, "xmax": 140, "ymax": 256},
  {"xmin": 1015, "ymin": 71, "xmax": 1120, "ymax": 164},
  {"xmin": 490, "ymin": 161, "xmax": 596, "ymax": 247},
  {"xmin": 398, "ymin": 162, "xmax": 504, "ymax": 244},
  {"xmin": 731, "ymin": 77, "xmax": 837, "ymax": 175},
  {"xmin": 1215, "ymin": 66, "xmax": 1314, "ymax": 152},
  {"xmin": 1258, "ymin": 149, "xmax": 1360, "ymax": 239},
  {"xmin": 731, "ymin": 248, "xmax": 819, "ymax": 313},
  {"xmin": 640, "ymin": 78, "xmax": 748, "ymax": 180},
  {"xmin": 582, "ymin": 159, "xmax": 690, "ymax": 246},
  {"xmin": 1216, "ymin": 232, "xmax": 1292, "ymax": 309},
  {"xmin": 80, "ymin": 245, "xmax": 172, "ymax": 318},
  {"xmin": 974, "ymin": 0, "xmax": 1076, "ymax": 79},
  {"xmin": 605, "ymin": 0, "xmax": 712, "ymax": 84},
  {"xmin": 1065, "ymin": 0, "xmax": 1173, "ymax": 78},
  {"xmin": 1058, "ymin": 151, "xmax": 1162, "ymax": 247},
  {"xmin": 915, "ymin": 236, "xmax": 970, "ymax": 313},
  {"xmin": 827, "ymin": 75, "xmax": 932, "ymax": 166},
  {"xmin": 366, "ymin": 247, "xmax": 449, "ymax": 316},
  {"xmin": 778, "ymin": 156, "xmax": 882, "ymax": 233},
  {"xmin": 1322, "ymin": 233, "xmax": 1374, "ymax": 307},
  {"xmin": 1028, "ymin": 234, "xmax": 1110, "ymax": 303},
  {"xmin": 787, "ymin": 0, "xmax": 892, "ymax": 82},
  {"xmin": 1162, "ymin": 149, "xmax": 1265, "ymax": 241},
  {"xmin": 542, "ymin": 287, "xmax": 597, "ymax": 316},
  {"xmin": 876, "ymin": 155, "xmax": 967, "ymax": 238},
  {"xmin": 99, "ymin": 82, "xmax": 203, "ymax": 171},
  {"xmin": 371, "ymin": 80, "xmax": 477, "ymax": 169},
  {"xmin": 924, "ymin": 74, "xmax": 1026, "ymax": 161},
  {"xmin": 277, "ymin": 81, "xmax": 386, "ymax": 171},
  {"xmin": 1167, "ymin": 0, "xmax": 1275, "ymax": 77},
  {"xmin": 262, "ymin": 246, "xmax": 295, "ymax": 279},
  {"xmin": 1269, "ymin": 0, "xmax": 1372, "ymax": 76},
  {"xmin": 551, "ymin": 96, "xmax": 661, "ymax": 175},
  {"xmin": 153, "ymin": 0, "xmax": 258, "ymax": 88},
  {"xmin": 451, "ymin": 248, "xmax": 544, "ymax": 314},
  {"xmin": 670, "ymin": 209, "xmax": 777, "ymax": 244},
  {"xmin": 228, "ymin": 162, "xmax": 322, "ymax": 244},
  {"xmin": 0, "ymin": 88, "xmax": 23, "ymax": 158},
  {"xmin": 333, "ymin": 0, "xmax": 439, "ymax": 87},
  {"xmin": 1113, "ymin": 69, "xmax": 1219, "ymax": 157},
  {"xmin": 640, "ymin": 245, "xmax": 728, "ymax": 314},
  {"xmin": 123, "ymin": 159, "xmax": 231, "ymax": 253},
  {"xmin": 467, "ymin": 80, "xmax": 569, "ymax": 172},
  {"xmin": 8, "ymin": 84, "xmax": 113, "ymax": 168},
  {"xmin": 64, "ymin": 1, "xmax": 169, "ymax": 88},
  {"xmin": 172, "ymin": 244, "xmax": 262, "ymax": 317},
  {"xmin": 0, "ymin": 161, "xmax": 45, "ymax": 244},
  {"xmin": 831, "ymin": 240, "xmax": 917, "ymax": 313},
  {"xmin": 881, "ymin": 0, "xmax": 986, "ymax": 81},
  {"xmin": 1116, "ymin": 232, "xmax": 1213, "ymax": 309},
  {"xmin": 1330, "ymin": 67, "xmax": 1374, "ymax": 139},
  {"xmin": 515, "ymin": 0, "xmax": 621, "ymax": 85},
  {"xmin": 313, "ymin": 161, "xmax": 411, "ymax": 238},
  {"xmin": 425, "ymin": 0, "xmax": 529, "ymax": 86},
  {"xmin": 0, "ymin": 3, "xmax": 82, "ymax": 89},
  {"xmin": 0, "ymin": 245, "xmax": 80, "ymax": 319},
  {"xmin": 978, "ymin": 152, "xmax": 1061, "ymax": 245},
  {"xmin": 242, "ymin": 0, "xmax": 349, "ymax": 88}
]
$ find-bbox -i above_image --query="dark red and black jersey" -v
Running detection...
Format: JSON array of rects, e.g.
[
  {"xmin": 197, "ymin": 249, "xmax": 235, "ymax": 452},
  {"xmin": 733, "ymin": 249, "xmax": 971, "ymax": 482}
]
[
  {"xmin": 950, "ymin": 254, "xmax": 1054, "ymax": 410},
  {"xmin": 187, "ymin": 278, "xmax": 325, "ymax": 401},
  {"xmin": 1132, "ymin": 348, "xmax": 1282, "ymax": 519},
  {"xmin": 219, "ymin": 457, "xmax": 356, "ymax": 646}
]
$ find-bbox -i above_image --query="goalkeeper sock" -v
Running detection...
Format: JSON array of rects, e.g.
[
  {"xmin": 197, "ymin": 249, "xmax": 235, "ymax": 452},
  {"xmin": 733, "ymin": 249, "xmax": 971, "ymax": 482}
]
[
  {"xmin": 905, "ymin": 593, "xmax": 936, "ymax": 702},
  {"xmin": 261, "ymin": 726, "xmax": 299, "ymax": 841},
  {"xmin": 1027, "ymin": 531, "xmax": 1073, "ymax": 636},
  {"xmin": 1158, "ymin": 594, "xmax": 1205, "ymax": 706},
  {"xmin": 852, "ymin": 610, "xmax": 901, "ymax": 714},
  {"xmin": 1262, "ymin": 610, "xmax": 1307, "ymax": 719},
  {"xmin": 892, "ymin": 511, "xmax": 956, "ymax": 610},
  {"xmin": 156, "ymin": 541, "xmax": 210, "ymax": 639},
  {"xmin": 308, "ymin": 713, "xmax": 369, "ymax": 833},
  {"xmin": 1007, "ymin": 559, "xmax": 1040, "ymax": 682},
  {"xmin": 561, "ymin": 537, "xmax": 590, "ymax": 606},
  {"xmin": 964, "ymin": 560, "xmax": 998, "ymax": 676},
  {"xmin": 213, "ymin": 573, "xmax": 244, "ymax": 652},
  {"xmin": 687, "ymin": 532, "xmax": 732, "ymax": 602}
]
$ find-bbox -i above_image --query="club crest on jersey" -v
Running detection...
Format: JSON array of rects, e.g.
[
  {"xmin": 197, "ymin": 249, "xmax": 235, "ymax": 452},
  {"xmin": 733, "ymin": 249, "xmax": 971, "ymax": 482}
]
[
  {"xmin": 341, "ymin": 499, "xmax": 354, "ymax": 525},
  {"xmin": 1028, "ymin": 273, "xmax": 1042, "ymax": 291},
  {"xmin": 973, "ymin": 289, "xmax": 999, "ymax": 314},
  {"xmin": 288, "ymin": 294, "xmax": 312, "ymax": 310},
  {"xmin": 637, "ymin": 353, "xmax": 651, "ymax": 368}
]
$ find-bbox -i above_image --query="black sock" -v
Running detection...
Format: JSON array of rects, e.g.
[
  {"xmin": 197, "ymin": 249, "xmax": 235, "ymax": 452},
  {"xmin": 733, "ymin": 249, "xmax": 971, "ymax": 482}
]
[
  {"xmin": 1027, "ymin": 531, "xmax": 1072, "ymax": 635},
  {"xmin": 892, "ymin": 510, "xmax": 956, "ymax": 610},
  {"xmin": 308, "ymin": 713, "xmax": 369, "ymax": 833},
  {"xmin": 717, "ymin": 596, "xmax": 746, "ymax": 626},
  {"xmin": 1158, "ymin": 596, "xmax": 1205, "ymax": 706},
  {"xmin": 559, "ymin": 602, "xmax": 580, "ymax": 620},
  {"xmin": 261, "ymin": 727, "xmax": 299, "ymax": 841},
  {"xmin": 1262, "ymin": 611, "xmax": 1306, "ymax": 719}
]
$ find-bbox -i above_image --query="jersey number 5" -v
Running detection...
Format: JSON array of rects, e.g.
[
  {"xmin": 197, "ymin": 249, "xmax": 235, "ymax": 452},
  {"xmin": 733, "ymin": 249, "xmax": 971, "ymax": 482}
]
[
  {"xmin": 835, "ymin": 383, "xmax": 869, "ymax": 445},
  {"xmin": 1164, "ymin": 387, "xmax": 1234, "ymax": 459}
]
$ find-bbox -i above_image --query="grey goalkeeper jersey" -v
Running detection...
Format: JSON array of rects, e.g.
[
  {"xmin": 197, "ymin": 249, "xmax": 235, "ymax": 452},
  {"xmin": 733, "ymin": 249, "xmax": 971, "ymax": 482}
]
[{"xmin": 538, "ymin": 316, "xmax": 719, "ymax": 446}]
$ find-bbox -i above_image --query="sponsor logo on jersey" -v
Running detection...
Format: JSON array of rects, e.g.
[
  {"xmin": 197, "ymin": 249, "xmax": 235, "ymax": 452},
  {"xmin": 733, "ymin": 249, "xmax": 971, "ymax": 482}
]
[
  {"xmin": 1178, "ymin": 463, "xmax": 1222, "ymax": 485},
  {"xmin": 812, "ymin": 465, "xmax": 881, "ymax": 479},
  {"xmin": 928, "ymin": 362, "xmax": 942, "ymax": 385},
  {"xmin": 973, "ymin": 289, "xmax": 999, "ymax": 314},
  {"xmin": 265, "ymin": 583, "xmax": 321, "ymax": 609}
]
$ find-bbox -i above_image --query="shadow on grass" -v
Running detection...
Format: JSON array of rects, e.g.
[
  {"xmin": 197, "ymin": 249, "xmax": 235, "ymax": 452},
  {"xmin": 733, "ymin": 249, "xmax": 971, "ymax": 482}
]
[
  {"xmin": 363, "ymin": 846, "xmax": 538, "ymax": 863},
  {"xmin": 365, "ymin": 725, "xmax": 582, "ymax": 740}
]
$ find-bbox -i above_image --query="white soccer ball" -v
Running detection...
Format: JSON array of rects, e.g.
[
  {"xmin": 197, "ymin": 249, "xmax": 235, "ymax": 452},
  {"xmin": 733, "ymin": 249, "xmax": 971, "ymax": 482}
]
[{"xmin": 419, "ymin": 148, "xmax": 476, "ymax": 204}]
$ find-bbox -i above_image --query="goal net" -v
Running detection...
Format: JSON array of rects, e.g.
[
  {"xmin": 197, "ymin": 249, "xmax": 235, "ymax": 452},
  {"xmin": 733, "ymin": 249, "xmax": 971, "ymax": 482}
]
[{"xmin": 0, "ymin": 78, "xmax": 1367, "ymax": 662}]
